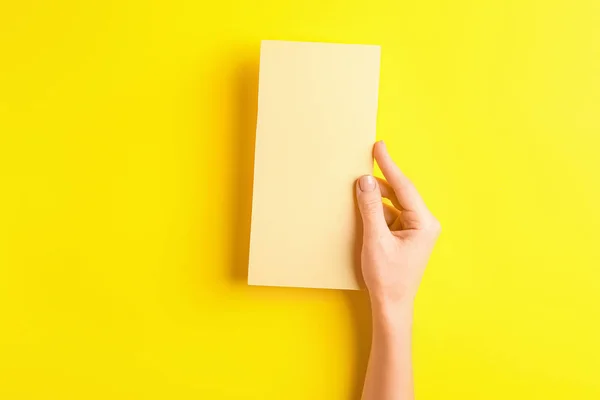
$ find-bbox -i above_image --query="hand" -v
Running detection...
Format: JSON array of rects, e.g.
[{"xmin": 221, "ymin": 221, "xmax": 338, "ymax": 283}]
[{"xmin": 356, "ymin": 141, "xmax": 441, "ymax": 310}]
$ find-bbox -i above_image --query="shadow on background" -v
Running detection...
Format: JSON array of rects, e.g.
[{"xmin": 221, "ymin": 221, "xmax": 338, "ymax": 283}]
[
  {"xmin": 230, "ymin": 61, "xmax": 259, "ymax": 284},
  {"xmin": 229, "ymin": 58, "xmax": 372, "ymax": 399}
]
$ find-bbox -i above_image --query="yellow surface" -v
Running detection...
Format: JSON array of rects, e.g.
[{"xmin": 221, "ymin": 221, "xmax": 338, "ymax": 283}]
[{"xmin": 1, "ymin": 0, "xmax": 599, "ymax": 398}]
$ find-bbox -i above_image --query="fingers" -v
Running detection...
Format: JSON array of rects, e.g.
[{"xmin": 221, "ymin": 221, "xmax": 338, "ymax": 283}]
[
  {"xmin": 383, "ymin": 203, "xmax": 402, "ymax": 230},
  {"xmin": 355, "ymin": 175, "xmax": 389, "ymax": 240},
  {"xmin": 378, "ymin": 178, "xmax": 405, "ymax": 229},
  {"xmin": 373, "ymin": 141, "xmax": 428, "ymax": 216},
  {"xmin": 377, "ymin": 177, "xmax": 403, "ymax": 210}
]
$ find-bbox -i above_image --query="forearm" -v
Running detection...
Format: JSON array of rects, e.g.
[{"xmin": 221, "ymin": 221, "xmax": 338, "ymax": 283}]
[{"xmin": 361, "ymin": 298, "xmax": 415, "ymax": 400}]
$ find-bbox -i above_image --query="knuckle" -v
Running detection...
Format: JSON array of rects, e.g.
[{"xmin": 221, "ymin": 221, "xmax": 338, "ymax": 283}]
[
  {"xmin": 361, "ymin": 197, "xmax": 381, "ymax": 215},
  {"xmin": 429, "ymin": 218, "xmax": 442, "ymax": 235}
]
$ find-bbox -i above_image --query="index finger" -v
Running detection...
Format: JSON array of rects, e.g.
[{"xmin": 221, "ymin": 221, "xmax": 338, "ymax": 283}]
[{"xmin": 373, "ymin": 141, "xmax": 428, "ymax": 215}]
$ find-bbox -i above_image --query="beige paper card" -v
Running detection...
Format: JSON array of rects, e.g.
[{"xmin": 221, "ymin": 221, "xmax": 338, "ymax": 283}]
[{"xmin": 248, "ymin": 40, "xmax": 381, "ymax": 290}]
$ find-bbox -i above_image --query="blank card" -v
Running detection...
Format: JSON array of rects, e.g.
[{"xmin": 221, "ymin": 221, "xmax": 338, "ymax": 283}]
[{"xmin": 248, "ymin": 40, "xmax": 381, "ymax": 290}]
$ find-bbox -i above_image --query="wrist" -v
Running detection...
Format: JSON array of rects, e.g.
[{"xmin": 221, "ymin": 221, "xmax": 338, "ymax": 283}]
[
  {"xmin": 370, "ymin": 294, "xmax": 415, "ymax": 334},
  {"xmin": 370, "ymin": 290, "xmax": 415, "ymax": 315}
]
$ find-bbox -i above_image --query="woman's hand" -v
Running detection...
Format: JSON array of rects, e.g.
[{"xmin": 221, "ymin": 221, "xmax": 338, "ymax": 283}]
[
  {"xmin": 357, "ymin": 141, "xmax": 441, "ymax": 400},
  {"xmin": 356, "ymin": 140, "xmax": 441, "ymax": 310}
]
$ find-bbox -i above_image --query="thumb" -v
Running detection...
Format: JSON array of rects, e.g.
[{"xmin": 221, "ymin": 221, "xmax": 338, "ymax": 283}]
[{"xmin": 356, "ymin": 175, "xmax": 389, "ymax": 240}]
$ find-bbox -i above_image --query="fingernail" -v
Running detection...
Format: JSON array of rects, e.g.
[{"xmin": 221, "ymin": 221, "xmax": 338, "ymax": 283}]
[{"xmin": 359, "ymin": 175, "xmax": 376, "ymax": 192}]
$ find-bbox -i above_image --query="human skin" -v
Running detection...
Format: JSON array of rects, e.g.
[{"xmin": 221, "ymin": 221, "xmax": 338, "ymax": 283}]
[{"xmin": 356, "ymin": 141, "xmax": 441, "ymax": 400}]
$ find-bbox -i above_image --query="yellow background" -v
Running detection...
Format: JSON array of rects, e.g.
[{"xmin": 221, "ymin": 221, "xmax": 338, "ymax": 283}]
[{"xmin": 1, "ymin": 0, "xmax": 599, "ymax": 398}]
